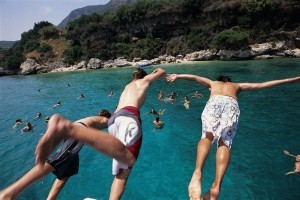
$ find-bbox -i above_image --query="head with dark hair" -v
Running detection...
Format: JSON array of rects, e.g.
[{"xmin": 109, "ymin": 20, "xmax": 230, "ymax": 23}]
[
  {"xmin": 98, "ymin": 109, "xmax": 111, "ymax": 119},
  {"xmin": 133, "ymin": 68, "xmax": 148, "ymax": 80},
  {"xmin": 155, "ymin": 116, "xmax": 160, "ymax": 122},
  {"xmin": 216, "ymin": 75, "xmax": 232, "ymax": 82}
]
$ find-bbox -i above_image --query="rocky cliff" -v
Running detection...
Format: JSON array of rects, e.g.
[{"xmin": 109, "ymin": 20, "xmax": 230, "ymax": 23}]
[{"xmin": 57, "ymin": 0, "xmax": 138, "ymax": 28}]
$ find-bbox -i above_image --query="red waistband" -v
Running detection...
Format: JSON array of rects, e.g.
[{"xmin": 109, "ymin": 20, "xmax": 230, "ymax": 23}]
[{"xmin": 121, "ymin": 106, "xmax": 141, "ymax": 122}]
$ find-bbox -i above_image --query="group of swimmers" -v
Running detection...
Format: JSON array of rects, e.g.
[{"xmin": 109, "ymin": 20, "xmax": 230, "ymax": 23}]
[
  {"xmin": 13, "ymin": 112, "xmax": 49, "ymax": 133},
  {"xmin": 148, "ymin": 108, "xmax": 165, "ymax": 129},
  {"xmin": 14, "ymin": 99, "xmax": 63, "ymax": 134},
  {"xmin": 17, "ymin": 86, "xmax": 88, "ymax": 133},
  {"xmin": 158, "ymin": 90, "xmax": 203, "ymax": 110},
  {"xmin": 1, "ymin": 67, "xmax": 299, "ymax": 200}
]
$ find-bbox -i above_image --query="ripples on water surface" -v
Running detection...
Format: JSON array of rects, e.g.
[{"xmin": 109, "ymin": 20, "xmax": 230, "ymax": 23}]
[{"xmin": 0, "ymin": 58, "xmax": 300, "ymax": 200}]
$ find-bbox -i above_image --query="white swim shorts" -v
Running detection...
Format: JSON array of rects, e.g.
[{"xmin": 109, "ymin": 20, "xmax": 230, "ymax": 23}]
[
  {"xmin": 108, "ymin": 114, "xmax": 142, "ymax": 175},
  {"xmin": 201, "ymin": 95, "xmax": 240, "ymax": 148}
]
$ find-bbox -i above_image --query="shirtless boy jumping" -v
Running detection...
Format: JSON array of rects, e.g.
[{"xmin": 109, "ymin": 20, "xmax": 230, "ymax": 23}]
[
  {"xmin": 166, "ymin": 73, "xmax": 300, "ymax": 200},
  {"xmin": 8, "ymin": 67, "xmax": 165, "ymax": 200}
]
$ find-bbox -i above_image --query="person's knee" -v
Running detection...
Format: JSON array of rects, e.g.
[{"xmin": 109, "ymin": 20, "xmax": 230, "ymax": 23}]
[
  {"xmin": 116, "ymin": 168, "xmax": 132, "ymax": 180},
  {"xmin": 218, "ymin": 138, "xmax": 229, "ymax": 148},
  {"xmin": 205, "ymin": 132, "xmax": 214, "ymax": 141}
]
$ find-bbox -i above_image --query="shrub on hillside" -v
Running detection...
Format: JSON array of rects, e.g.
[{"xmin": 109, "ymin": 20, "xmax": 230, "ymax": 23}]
[
  {"xmin": 212, "ymin": 29, "xmax": 249, "ymax": 49},
  {"xmin": 166, "ymin": 36, "xmax": 188, "ymax": 56},
  {"xmin": 38, "ymin": 44, "xmax": 52, "ymax": 53},
  {"xmin": 24, "ymin": 39, "xmax": 40, "ymax": 53},
  {"xmin": 63, "ymin": 46, "xmax": 82, "ymax": 63},
  {"xmin": 39, "ymin": 26, "xmax": 59, "ymax": 39}
]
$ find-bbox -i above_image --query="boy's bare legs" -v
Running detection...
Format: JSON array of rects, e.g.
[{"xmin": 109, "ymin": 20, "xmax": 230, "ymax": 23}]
[
  {"xmin": 0, "ymin": 163, "xmax": 54, "ymax": 200},
  {"xmin": 35, "ymin": 114, "xmax": 136, "ymax": 166},
  {"xmin": 188, "ymin": 132, "xmax": 213, "ymax": 200},
  {"xmin": 109, "ymin": 169, "xmax": 132, "ymax": 200},
  {"xmin": 47, "ymin": 177, "xmax": 69, "ymax": 200},
  {"xmin": 203, "ymin": 140, "xmax": 230, "ymax": 200}
]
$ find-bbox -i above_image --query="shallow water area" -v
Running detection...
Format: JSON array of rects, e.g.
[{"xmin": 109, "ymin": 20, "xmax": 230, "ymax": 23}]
[{"xmin": 0, "ymin": 58, "xmax": 300, "ymax": 200}]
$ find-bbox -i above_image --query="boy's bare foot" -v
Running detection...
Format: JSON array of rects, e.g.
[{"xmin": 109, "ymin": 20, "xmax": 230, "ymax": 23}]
[
  {"xmin": 35, "ymin": 114, "xmax": 71, "ymax": 164},
  {"xmin": 188, "ymin": 170, "xmax": 202, "ymax": 200},
  {"xmin": 203, "ymin": 184, "xmax": 220, "ymax": 200},
  {"xmin": 0, "ymin": 189, "xmax": 15, "ymax": 200}
]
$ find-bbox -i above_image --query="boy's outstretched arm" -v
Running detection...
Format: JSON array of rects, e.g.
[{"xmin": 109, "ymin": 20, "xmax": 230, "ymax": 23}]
[
  {"xmin": 166, "ymin": 74, "xmax": 211, "ymax": 88},
  {"xmin": 239, "ymin": 76, "xmax": 300, "ymax": 91}
]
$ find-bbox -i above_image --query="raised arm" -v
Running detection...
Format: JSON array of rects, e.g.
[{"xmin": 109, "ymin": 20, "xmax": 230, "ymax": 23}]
[
  {"xmin": 166, "ymin": 74, "xmax": 212, "ymax": 88},
  {"xmin": 144, "ymin": 68, "xmax": 166, "ymax": 83},
  {"xmin": 239, "ymin": 76, "xmax": 300, "ymax": 91}
]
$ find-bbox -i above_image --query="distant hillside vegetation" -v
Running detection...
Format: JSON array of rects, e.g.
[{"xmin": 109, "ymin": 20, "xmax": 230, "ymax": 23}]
[
  {"xmin": 57, "ymin": 0, "xmax": 138, "ymax": 28},
  {"xmin": 2, "ymin": 0, "xmax": 300, "ymax": 71}
]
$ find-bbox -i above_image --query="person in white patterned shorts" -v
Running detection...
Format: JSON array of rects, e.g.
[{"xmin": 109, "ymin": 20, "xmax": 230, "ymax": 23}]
[{"xmin": 166, "ymin": 73, "xmax": 300, "ymax": 200}]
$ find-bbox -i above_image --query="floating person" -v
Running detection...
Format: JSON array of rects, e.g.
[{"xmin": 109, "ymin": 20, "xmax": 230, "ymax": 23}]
[
  {"xmin": 153, "ymin": 116, "xmax": 164, "ymax": 129},
  {"xmin": 192, "ymin": 91, "xmax": 203, "ymax": 98},
  {"xmin": 108, "ymin": 91, "xmax": 115, "ymax": 97},
  {"xmin": 158, "ymin": 90, "xmax": 164, "ymax": 100},
  {"xmin": 157, "ymin": 109, "xmax": 166, "ymax": 115},
  {"xmin": 166, "ymin": 73, "xmax": 300, "ymax": 200},
  {"xmin": 0, "ymin": 109, "xmax": 112, "ymax": 199},
  {"xmin": 145, "ymin": 108, "xmax": 166, "ymax": 116},
  {"xmin": 170, "ymin": 91, "xmax": 177, "ymax": 96},
  {"xmin": 45, "ymin": 116, "xmax": 50, "ymax": 123},
  {"xmin": 149, "ymin": 108, "xmax": 158, "ymax": 115},
  {"xmin": 184, "ymin": 96, "xmax": 190, "ymax": 109},
  {"xmin": 21, "ymin": 122, "xmax": 33, "ymax": 133},
  {"xmin": 77, "ymin": 93, "xmax": 85, "ymax": 100},
  {"xmin": 13, "ymin": 119, "xmax": 23, "ymax": 129},
  {"xmin": 34, "ymin": 112, "xmax": 42, "ymax": 120},
  {"xmin": 67, "ymin": 83, "xmax": 71, "ymax": 87},
  {"xmin": 284, "ymin": 150, "xmax": 300, "ymax": 175},
  {"xmin": 52, "ymin": 101, "xmax": 61, "ymax": 109},
  {"xmin": 296, "ymin": 155, "xmax": 300, "ymax": 173},
  {"xmin": 168, "ymin": 93, "xmax": 176, "ymax": 102}
]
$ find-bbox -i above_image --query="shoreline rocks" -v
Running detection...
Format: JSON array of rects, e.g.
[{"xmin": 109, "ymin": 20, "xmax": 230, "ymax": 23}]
[{"xmin": 2, "ymin": 40, "xmax": 300, "ymax": 76}]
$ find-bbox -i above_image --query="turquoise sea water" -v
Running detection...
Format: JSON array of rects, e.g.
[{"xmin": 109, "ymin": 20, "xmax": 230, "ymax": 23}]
[{"xmin": 0, "ymin": 58, "xmax": 300, "ymax": 200}]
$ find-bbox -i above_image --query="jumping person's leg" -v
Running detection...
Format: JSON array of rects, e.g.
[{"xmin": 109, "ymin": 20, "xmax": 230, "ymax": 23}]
[
  {"xmin": 109, "ymin": 169, "xmax": 132, "ymax": 200},
  {"xmin": 35, "ymin": 114, "xmax": 136, "ymax": 166},
  {"xmin": 47, "ymin": 177, "xmax": 69, "ymax": 200},
  {"xmin": 188, "ymin": 132, "xmax": 214, "ymax": 200},
  {"xmin": 203, "ymin": 139, "xmax": 230, "ymax": 200},
  {"xmin": 0, "ymin": 163, "xmax": 54, "ymax": 200}
]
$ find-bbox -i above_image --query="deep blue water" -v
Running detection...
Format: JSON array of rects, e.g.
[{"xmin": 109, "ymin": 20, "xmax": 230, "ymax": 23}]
[{"xmin": 0, "ymin": 58, "xmax": 300, "ymax": 200}]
